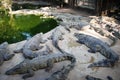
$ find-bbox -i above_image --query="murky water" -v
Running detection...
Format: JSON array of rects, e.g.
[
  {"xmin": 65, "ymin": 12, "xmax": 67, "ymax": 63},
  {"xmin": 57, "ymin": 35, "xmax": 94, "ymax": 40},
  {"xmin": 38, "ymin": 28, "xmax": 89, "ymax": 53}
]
[{"xmin": 0, "ymin": 12, "xmax": 57, "ymax": 43}]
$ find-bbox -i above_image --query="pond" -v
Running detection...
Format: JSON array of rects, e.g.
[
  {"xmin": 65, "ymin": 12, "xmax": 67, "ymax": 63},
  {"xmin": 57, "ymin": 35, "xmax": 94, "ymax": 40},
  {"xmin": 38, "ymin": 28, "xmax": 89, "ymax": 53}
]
[{"xmin": 0, "ymin": 12, "xmax": 58, "ymax": 44}]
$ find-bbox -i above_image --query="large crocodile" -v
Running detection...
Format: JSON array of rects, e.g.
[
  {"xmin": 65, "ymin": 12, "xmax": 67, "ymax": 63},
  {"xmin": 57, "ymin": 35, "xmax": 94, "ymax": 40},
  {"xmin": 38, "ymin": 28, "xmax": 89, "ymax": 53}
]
[
  {"xmin": 69, "ymin": 21, "xmax": 90, "ymax": 30},
  {"xmin": 5, "ymin": 52, "xmax": 76, "ymax": 79},
  {"xmin": 14, "ymin": 33, "xmax": 47, "ymax": 59},
  {"xmin": 0, "ymin": 42, "xmax": 14, "ymax": 65},
  {"xmin": 60, "ymin": 21, "xmax": 90, "ymax": 32},
  {"xmin": 74, "ymin": 33, "xmax": 119, "ymax": 67}
]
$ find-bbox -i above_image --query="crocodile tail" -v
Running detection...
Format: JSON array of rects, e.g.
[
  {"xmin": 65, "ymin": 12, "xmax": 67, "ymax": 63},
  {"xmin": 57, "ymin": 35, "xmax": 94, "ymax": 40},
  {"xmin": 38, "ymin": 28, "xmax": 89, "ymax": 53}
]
[
  {"xmin": 54, "ymin": 40, "xmax": 76, "ymax": 64},
  {"xmin": 52, "ymin": 40, "xmax": 66, "ymax": 54},
  {"xmin": 58, "ymin": 43, "xmax": 76, "ymax": 65},
  {"xmin": 88, "ymin": 59, "xmax": 115, "ymax": 68}
]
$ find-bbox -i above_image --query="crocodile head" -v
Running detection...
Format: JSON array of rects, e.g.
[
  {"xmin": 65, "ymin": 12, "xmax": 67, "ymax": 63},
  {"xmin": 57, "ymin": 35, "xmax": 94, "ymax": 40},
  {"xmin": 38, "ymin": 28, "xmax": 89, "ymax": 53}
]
[{"xmin": 5, "ymin": 61, "xmax": 29, "ymax": 75}]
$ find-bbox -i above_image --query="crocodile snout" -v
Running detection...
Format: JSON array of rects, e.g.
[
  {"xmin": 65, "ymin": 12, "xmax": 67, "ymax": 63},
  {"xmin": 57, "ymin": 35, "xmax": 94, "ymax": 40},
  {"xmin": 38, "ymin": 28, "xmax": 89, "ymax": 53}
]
[{"xmin": 5, "ymin": 70, "xmax": 13, "ymax": 75}]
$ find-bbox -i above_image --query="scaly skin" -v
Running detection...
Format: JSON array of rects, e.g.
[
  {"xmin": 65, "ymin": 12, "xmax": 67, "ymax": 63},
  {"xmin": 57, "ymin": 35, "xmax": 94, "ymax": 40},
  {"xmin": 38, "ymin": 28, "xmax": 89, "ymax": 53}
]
[
  {"xmin": 49, "ymin": 26, "xmax": 65, "ymax": 53},
  {"xmin": 74, "ymin": 33, "xmax": 119, "ymax": 67},
  {"xmin": 0, "ymin": 42, "xmax": 14, "ymax": 65},
  {"xmin": 14, "ymin": 33, "xmax": 47, "ymax": 59},
  {"xmin": 69, "ymin": 21, "xmax": 89, "ymax": 30},
  {"xmin": 5, "ymin": 52, "xmax": 76, "ymax": 79},
  {"xmin": 60, "ymin": 21, "xmax": 90, "ymax": 32}
]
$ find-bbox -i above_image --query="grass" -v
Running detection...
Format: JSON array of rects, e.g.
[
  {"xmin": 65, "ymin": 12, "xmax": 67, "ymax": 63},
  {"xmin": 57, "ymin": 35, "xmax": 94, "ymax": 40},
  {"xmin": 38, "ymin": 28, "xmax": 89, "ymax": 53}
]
[{"xmin": 0, "ymin": 13, "xmax": 58, "ymax": 43}]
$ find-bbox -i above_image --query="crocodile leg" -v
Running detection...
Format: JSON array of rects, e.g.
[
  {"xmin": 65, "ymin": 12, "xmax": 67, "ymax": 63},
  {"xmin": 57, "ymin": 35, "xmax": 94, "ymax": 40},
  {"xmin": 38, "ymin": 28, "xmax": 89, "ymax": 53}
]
[
  {"xmin": 23, "ymin": 49, "xmax": 38, "ymax": 59},
  {"xmin": 88, "ymin": 48, "xmax": 99, "ymax": 53},
  {"xmin": 22, "ymin": 69, "xmax": 34, "ymax": 79},
  {"xmin": 88, "ymin": 45, "xmax": 101, "ymax": 53},
  {"xmin": 88, "ymin": 59, "xmax": 115, "ymax": 68},
  {"xmin": 45, "ymin": 59, "xmax": 54, "ymax": 72},
  {"xmin": 88, "ymin": 49, "xmax": 96, "ymax": 53}
]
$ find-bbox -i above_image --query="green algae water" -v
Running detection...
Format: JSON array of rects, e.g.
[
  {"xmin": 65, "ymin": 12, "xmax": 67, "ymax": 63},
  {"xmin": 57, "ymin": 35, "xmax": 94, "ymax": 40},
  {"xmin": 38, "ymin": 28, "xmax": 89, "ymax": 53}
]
[{"xmin": 0, "ymin": 12, "xmax": 57, "ymax": 44}]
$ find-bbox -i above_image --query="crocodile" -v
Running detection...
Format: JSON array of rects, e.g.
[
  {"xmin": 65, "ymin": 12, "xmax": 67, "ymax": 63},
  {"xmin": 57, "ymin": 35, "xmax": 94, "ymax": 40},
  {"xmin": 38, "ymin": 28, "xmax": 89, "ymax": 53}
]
[
  {"xmin": 0, "ymin": 42, "xmax": 14, "ymax": 65},
  {"xmin": 86, "ymin": 75, "xmax": 113, "ymax": 80},
  {"xmin": 14, "ymin": 33, "xmax": 47, "ymax": 59},
  {"xmin": 90, "ymin": 24, "xmax": 118, "ymax": 46},
  {"xmin": 90, "ymin": 17, "xmax": 120, "ymax": 39},
  {"xmin": 60, "ymin": 21, "xmax": 90, "ymax": 32},
  {"xmin": 48, "ymin": 26, "xmax": 65, "ymax": 53},
  {"xmin": 74, "ymin": 33, "xmax": 119, "ymax": 67},
  {"xmin": 5, "ymin": 52, "xmax": 76, "ymax": 79}
]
